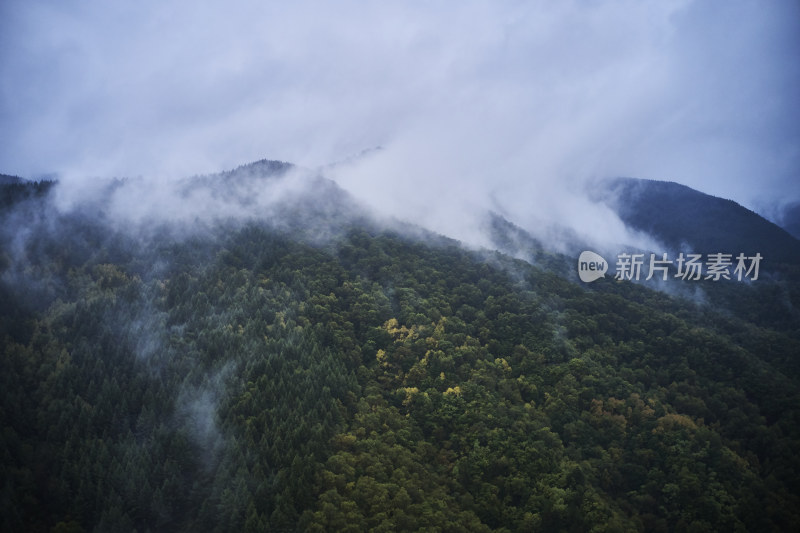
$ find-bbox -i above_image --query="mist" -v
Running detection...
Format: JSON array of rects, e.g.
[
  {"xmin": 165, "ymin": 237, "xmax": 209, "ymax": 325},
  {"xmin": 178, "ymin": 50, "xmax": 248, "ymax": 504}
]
[{"xmin": 2, "ymin": 0, "xmax": 798, "ymax": 249}]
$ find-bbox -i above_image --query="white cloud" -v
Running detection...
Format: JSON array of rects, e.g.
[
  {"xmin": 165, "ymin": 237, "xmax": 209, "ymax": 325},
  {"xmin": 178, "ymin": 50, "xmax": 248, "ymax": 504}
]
[{"xmin": 1, "ymin": 0, "xmax": 798, "ymax": 239}]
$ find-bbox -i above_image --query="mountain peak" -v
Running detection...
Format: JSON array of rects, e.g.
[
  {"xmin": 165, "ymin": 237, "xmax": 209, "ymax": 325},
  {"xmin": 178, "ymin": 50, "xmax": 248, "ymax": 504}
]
[{"xmin": 594, "ymin": 177, "xmax": 800, "ymax": 264}]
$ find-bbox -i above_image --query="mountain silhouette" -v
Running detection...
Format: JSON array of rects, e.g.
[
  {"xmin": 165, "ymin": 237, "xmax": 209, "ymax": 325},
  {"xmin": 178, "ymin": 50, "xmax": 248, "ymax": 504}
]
[{"xmin": 593, "ymin": 177, "xmax": 800, "ymax": 265}]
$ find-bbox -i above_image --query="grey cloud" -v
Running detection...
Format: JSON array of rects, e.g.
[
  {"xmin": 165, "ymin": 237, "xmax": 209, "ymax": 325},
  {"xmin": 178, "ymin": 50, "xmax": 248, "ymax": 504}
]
[{"xmin": 1, "ymin": 0, "xmax": 798, "ymax": 242}]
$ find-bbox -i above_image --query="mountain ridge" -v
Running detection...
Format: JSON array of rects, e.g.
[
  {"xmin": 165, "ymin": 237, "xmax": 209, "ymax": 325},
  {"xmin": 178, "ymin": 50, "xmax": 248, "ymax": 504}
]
[{"xmin": 592, "ymin": 177, "xmax": 800, "ymax": 265}]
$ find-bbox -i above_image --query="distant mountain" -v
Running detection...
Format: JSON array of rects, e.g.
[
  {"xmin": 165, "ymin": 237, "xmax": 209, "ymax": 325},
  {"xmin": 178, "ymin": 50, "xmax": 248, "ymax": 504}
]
[
  {"xmin": 194, "ymin": 159, "xmax": 371, "ymax": 239},
  {"xmin": 593, "ymin": 177, "xmax": 800, "ymax": 264}
]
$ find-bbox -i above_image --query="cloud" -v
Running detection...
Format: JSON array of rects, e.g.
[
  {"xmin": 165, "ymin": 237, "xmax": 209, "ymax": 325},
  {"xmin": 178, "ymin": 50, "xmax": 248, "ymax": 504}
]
[{"xmin": 1, "ymin": 0, "xmax": 798, "ymax": 240}]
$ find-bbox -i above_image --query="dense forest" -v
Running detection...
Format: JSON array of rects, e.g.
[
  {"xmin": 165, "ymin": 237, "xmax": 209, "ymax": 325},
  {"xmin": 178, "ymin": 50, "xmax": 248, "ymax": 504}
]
[{"xmin": 2, "ymin": 174, "xmax": 800, "ymax": 532}]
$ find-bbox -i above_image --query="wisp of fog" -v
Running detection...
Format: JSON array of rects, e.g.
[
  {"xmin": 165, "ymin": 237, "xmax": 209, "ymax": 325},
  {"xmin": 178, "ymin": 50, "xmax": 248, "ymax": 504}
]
[{"xmin": 1, "ymin": 0, "xmax": 798, "ymax": 234}]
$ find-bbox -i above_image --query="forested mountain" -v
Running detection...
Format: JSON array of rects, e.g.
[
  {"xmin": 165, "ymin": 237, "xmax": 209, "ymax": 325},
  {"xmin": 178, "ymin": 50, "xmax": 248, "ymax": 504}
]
[
  {"xmin": 2, "ymin": 164, "xmax": 799, "ymax": 532},
  {"xmin": 0, "ymin": 174, "xmax": 23, "ymax": 185},
  {"xmin": 594, "ymin": 178, "xmax": 800, "ymax": 265}
]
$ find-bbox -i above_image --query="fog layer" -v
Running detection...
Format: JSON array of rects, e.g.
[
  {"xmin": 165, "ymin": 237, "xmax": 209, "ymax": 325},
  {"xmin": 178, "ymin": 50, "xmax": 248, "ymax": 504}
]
[{"xmin": 2, "ymin": 0, "xmax": 798, "ymax": 244}]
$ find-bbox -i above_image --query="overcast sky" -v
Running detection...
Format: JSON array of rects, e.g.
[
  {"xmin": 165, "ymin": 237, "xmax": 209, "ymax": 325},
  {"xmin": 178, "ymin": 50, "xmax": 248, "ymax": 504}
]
[{"xmin": 1, "ymin": 0, "xmax": 798, "ymax": 231}]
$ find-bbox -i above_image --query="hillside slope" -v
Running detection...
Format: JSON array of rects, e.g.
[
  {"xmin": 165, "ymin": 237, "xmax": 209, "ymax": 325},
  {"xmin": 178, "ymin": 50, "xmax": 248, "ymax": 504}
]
[
  {"xmin": 595, "ymin": 177, "xmax": 800, "ymax": 265},
  {"xmin": 1, "ymin": 169, "xmax": 799, "ymax": 531}
]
